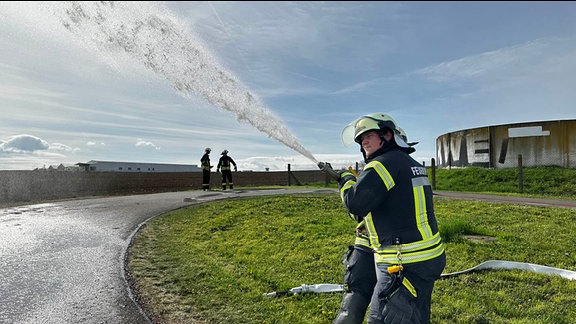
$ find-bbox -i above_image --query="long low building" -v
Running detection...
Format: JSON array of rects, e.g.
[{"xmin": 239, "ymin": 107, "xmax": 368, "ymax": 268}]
[{"xmin": 76, "ymin": 160, "xmax": 201, "ymax": 172}]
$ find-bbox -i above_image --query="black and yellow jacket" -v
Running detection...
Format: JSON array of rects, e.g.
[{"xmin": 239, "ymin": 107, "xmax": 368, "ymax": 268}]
[
  {"xmin": 200, "ymin": 153, "xmax": 211, "ymax": 171},
  {"xmin": 217, "ymin": 155, "xmax": 237, "ymax": 171},
  {"xmin": 339, "ymin": 145, "xmax": 444, "ymax": 265}
]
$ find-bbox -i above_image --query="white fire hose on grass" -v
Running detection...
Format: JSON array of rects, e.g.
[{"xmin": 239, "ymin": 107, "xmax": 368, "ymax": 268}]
[
  {"xmin": 440, "ymin": 259, "xmax": 576, "ymax": 280},
  {"xmin": 263, "ymin": 283, "xmax": 345, "ymax": 297},
  {"xmin": 263, "ymin": 260, "xmax": 576, "ymax": 297}
]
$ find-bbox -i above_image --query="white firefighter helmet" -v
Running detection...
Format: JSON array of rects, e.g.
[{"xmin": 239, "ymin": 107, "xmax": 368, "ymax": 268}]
[
  {"xmin": 221, "ymin": 149, "xmax": 228, "ymax": 155},
  {"xmin": 397, "ymin": 127, "xmax": 419, "ymax": 147},
  {"xmin": 397, "ymin": 127, "xmax": 408, "ymax": 143},
  {"xmin": 341, "ymin": 113, "xmax": 409, "ymax": 148}
]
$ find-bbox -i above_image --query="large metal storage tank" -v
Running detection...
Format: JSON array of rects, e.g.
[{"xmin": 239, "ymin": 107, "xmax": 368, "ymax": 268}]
[{"xmin": 436, "ymin": 119, "xmax": 576, "ymax": 169}]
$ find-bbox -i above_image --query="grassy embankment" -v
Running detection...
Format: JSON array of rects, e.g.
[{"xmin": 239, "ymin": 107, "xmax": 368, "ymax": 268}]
[{"xmin": 127, "ymin": 166, "xmax": 576, "ymax": 323}]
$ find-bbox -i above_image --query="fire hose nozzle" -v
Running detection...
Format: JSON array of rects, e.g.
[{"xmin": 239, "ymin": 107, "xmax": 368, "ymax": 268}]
[{"xmin": 318, "ymin": 162, "xmax": 341, "ymax": 181}]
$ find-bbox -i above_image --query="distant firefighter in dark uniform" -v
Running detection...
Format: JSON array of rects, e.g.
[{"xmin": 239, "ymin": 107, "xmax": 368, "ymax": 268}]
[
  {"xmin": 216, "ymin": 149, "xmax": 237, "ymax": 190},
  {"xmin": 200, "ymin": 147, "xmax": 213, "ymax": 191}
]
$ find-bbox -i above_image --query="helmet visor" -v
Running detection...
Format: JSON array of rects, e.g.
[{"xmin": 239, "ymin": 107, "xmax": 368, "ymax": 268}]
[
  {"xmin": 342, "ymin": 114, "xmax": 411, "ymax": 148},
  {"xmin": 341, "ymin": 116, "xmax": 382, "ymax": 146},
  {"xmin": 341, "ymin": 122, "xmax": 357, "ymax": 146}
]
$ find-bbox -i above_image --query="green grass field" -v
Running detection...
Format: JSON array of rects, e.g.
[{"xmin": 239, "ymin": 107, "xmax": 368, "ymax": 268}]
[{"xmin": 127, "ymin": 167, "xmax": 576, "ymax": 323}]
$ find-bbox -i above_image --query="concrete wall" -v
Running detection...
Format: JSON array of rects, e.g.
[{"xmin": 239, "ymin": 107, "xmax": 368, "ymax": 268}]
[
  {"xmin": 0, "ymin": 170, "xmax": 334, "ymax": 205},
  {"xmin": 436, "ymin": 119, "xmax": 576, "ymax": 169}
]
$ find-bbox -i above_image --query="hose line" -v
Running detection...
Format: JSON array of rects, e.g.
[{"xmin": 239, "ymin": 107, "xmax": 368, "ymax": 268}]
[
  {"xmin": 264, "ymin": 260, "xmax": 576, "ymax": 297},
  {"xmin": 440, "ymin": 260, "xmax": 576, "ymax": 280}
]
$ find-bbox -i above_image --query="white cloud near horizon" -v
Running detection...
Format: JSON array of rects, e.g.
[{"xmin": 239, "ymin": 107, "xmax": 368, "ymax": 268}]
[{"xmin": 0, "ymin": 135, "xmax": 49, "ymax": 153}]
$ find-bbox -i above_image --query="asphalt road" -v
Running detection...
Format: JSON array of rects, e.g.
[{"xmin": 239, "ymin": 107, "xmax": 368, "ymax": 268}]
[
  {"xmin": 0, "ymin": 188, "xmax": 336, "ymax": 324},
  {"xmin": 1, "ymin": 188, "xmax": 574, "ymax": 324},
  {"xmin": 433, "ymin": 191, "xmax": 576, "ymax": 208}
]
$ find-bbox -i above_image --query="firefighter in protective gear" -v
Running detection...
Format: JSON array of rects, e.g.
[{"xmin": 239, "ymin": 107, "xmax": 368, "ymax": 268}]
[
  {"xmin": 216, "ymin": 149, "xmax": 237, "ymax": 190},
  {"xmin": 200, "ymin": 147, "xmax": 213, "ymax": 191},
  {"xmin": 333, "ymin": 219, "xmax": 377, "ymax": 324},
  {"xmin": 334, "ymin": 125, "xmax": 419, "ymax": 324},
  {"xmin": 339, "ymin": 113, "xmax": 446, "ymax": 324}
]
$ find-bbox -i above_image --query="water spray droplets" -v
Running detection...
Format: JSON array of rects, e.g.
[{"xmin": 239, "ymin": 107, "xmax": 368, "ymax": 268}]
[{"xmin": 53, "ymin": 1, "xmax": 318, "ymax": 164}]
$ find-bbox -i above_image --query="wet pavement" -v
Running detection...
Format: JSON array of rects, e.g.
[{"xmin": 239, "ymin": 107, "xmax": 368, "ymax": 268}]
[
  {"xmin": 0, "ymin": 188, "xmax": 336, "ymax": 324},
  {"xmin": 1, "ymin": 188, "xmax": 573, "ymax": 324}
]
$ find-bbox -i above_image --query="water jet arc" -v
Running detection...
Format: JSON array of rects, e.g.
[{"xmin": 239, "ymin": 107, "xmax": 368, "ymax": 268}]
[{"xmin": 54, "ymin": 2, "xmax": 318, "ymax": 165}]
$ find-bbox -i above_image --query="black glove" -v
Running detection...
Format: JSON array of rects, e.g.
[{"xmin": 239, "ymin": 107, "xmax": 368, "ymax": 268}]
[
  {"xmin": 381, "ymin": 285, "xmax": 422, "ymax": 324},
  {"xmin": 234, "ymin": 166, "xmax": 237, "ymax": 172},
  {"xmin": 318, "ymin": 162, "xmax": 341, "ymax": 181},
  {"xmin": 338, "ymin": 170, "xmax": 356, "ymax": 188}
]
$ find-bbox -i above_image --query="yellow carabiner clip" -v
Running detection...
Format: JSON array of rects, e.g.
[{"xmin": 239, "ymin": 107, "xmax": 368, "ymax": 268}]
[{"xmin": 387, "ymin": 265, "xmax": 404, "ymax": 274}]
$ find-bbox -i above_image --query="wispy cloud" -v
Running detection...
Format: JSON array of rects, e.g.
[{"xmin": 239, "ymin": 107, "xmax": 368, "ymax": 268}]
[
  {"xmin": 411, "ymin": 39, "xmax": 552, "ymax": 82},
  {"xmin": 135, "ymin": 140, "xmax": 161, "ymax": 150}
]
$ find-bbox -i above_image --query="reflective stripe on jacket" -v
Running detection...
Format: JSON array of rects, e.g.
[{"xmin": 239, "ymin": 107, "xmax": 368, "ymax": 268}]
[
  {"xmin": 218, "ymin": 155, "xmax": 236, "ymax": 171},
  {"xmin": 340, "ymin": 149, "xmax": 444, "ymax": 264},
  {"xmin": 201, "ymin": 153, "xmax": 211, "ymax": 171}
]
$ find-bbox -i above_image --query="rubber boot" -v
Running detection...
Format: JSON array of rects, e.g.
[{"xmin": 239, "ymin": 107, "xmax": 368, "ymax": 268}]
[{"xmin": 333, "ymin": 291, "xmax": 371, "ymax": 324}]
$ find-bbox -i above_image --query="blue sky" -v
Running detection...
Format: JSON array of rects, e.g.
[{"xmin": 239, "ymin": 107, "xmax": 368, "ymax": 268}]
[{"xmin": 1, "ymin": 2, "xmax": 576, "ymax": 171}]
